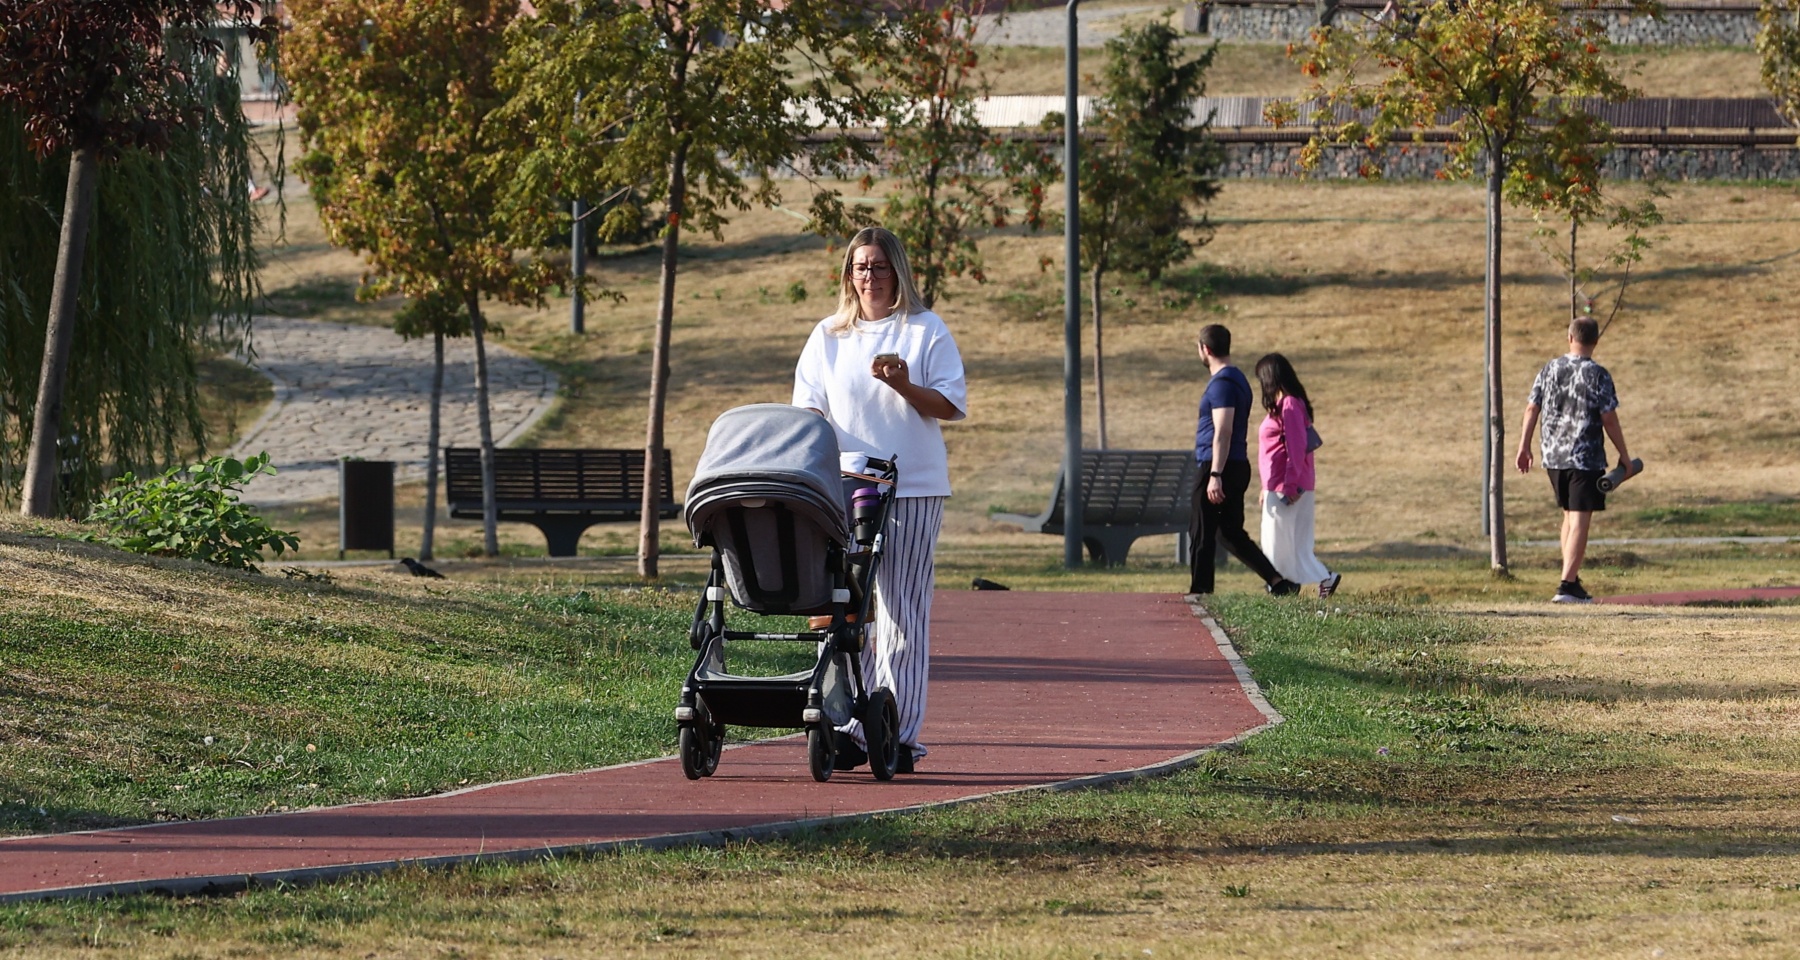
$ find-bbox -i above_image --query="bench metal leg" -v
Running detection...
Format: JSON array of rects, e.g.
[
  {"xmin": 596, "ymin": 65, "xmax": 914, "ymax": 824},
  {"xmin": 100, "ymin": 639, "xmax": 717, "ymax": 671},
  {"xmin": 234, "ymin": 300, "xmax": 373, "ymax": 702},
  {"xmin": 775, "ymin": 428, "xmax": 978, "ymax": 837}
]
[
  {"xmin": 1082, "ymin": 530, "xmax": 1140, "ymax": 568},
  {"xmin": 532, "ymin": 519, "xmax": 597, "ymax": 557}
]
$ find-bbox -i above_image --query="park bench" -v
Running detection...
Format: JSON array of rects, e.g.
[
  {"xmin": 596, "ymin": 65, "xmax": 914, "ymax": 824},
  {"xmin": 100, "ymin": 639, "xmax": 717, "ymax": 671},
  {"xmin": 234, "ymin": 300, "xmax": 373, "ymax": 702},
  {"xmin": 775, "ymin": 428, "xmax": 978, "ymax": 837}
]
[
  {"xmin": 445, "ymin": 447, "xmax": 681, "ymax": 557},
  {"xmin": 990, "ymin": 449, "xmax": 1197, "ymax": 567}
]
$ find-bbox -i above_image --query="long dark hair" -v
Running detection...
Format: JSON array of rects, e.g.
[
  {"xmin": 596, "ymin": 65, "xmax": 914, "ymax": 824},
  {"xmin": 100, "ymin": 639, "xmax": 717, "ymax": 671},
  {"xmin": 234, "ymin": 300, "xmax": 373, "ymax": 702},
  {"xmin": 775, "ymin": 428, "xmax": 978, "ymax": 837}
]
[{"xmin": 1254, "ymin": 353, "xmax": 1314, "ymax": 421}]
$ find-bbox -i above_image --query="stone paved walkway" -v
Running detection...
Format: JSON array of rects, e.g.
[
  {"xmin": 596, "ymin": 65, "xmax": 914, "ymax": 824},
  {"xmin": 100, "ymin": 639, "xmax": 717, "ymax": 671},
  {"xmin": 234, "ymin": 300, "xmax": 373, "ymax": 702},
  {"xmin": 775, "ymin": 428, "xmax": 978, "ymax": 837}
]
[{"xmin": 227, "ymin": 315, "xmax": 558, "ymax": 506}]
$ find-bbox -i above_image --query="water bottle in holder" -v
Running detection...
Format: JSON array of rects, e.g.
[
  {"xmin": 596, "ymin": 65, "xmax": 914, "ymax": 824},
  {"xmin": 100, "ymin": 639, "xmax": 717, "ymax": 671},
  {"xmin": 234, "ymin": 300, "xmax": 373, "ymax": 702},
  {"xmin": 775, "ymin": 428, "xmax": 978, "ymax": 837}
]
[{"xmin": 851, "ymin": 486, "xmax": 882, "ymax": 545}]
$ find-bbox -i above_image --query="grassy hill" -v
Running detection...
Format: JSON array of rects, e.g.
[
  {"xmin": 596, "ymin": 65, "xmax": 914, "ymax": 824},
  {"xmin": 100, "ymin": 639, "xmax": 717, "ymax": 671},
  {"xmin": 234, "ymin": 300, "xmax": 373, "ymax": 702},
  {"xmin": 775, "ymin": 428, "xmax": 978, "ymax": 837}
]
[
  {"xmin": 0, "ymin": 515, "xmax": 819, "ymax": 836},
  {"xmin": 255, "ymin": 175, "xmax": 1800, "ymax": 571}
]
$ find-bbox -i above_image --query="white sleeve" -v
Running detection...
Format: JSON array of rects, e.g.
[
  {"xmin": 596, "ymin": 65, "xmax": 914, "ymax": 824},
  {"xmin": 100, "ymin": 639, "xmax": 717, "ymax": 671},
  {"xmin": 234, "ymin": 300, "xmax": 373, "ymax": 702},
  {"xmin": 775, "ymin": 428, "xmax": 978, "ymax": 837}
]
[
  {"xmin": 925, "ymin": 322, "xmax": 968, "ymax": 422},
  {"xmin": 792, "ymin": 326, "xmax": 830, "ymax": 416}
]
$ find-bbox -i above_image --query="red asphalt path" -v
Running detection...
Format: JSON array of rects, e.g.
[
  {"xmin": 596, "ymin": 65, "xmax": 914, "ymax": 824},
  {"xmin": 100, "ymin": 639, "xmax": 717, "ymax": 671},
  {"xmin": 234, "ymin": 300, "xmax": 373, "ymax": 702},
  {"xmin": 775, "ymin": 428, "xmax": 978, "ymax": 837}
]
[
  {"xmin": 1599, "ymin": 586, "xmax": 1800, "ymax": 606},
  {"xmin": 0, "ymin": 592, "xmax": 1276, "ymax": 902}
]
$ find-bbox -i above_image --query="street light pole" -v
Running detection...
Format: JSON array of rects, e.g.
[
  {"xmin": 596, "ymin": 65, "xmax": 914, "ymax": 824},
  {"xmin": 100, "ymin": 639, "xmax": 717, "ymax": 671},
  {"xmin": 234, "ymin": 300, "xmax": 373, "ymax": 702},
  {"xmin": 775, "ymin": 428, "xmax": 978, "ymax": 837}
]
[{"xmin": 1062, "ymin": 0, "xmax": 1084, "ymax": 569}]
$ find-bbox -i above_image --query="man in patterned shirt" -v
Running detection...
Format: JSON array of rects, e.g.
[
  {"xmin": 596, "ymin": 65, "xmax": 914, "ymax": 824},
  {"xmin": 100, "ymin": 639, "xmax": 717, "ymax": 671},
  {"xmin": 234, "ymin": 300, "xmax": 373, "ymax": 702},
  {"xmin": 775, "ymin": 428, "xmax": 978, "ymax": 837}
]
[{"xmin": 1515, "ymin": 316, "xmax": 1636, "ymax": 603}]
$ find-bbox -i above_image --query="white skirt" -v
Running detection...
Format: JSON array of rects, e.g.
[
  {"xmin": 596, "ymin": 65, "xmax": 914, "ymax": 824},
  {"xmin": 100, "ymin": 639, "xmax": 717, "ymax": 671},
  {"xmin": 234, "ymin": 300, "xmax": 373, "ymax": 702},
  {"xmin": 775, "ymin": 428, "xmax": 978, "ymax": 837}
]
[{"xmin": 1260, "ymin": 489, "xmax": 1332, "ymax": 585}]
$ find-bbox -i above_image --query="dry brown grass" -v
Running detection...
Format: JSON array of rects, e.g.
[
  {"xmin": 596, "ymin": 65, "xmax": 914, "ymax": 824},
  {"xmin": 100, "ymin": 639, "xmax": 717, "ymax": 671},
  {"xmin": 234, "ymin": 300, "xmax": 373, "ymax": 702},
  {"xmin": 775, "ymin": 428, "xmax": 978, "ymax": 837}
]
[
  {"xmin": 1486, "ymin": 602, "xmax": 1800, "ymax": 753},
  {"xmin": 248, "ymin": 133, "xmax": 1800, "ymax": 571},
  {"xmin": 474, "ymin": 179, "xmax": 1800, "ymax": 556}
]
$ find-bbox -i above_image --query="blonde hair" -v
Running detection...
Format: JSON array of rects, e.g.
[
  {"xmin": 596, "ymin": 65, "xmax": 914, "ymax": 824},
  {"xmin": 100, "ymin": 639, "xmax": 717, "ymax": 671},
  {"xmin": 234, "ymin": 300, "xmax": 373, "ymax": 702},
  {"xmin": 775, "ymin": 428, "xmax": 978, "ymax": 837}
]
[{"xmin": 826, "ymin": 227, "xmax": 927, "ymax": 336}]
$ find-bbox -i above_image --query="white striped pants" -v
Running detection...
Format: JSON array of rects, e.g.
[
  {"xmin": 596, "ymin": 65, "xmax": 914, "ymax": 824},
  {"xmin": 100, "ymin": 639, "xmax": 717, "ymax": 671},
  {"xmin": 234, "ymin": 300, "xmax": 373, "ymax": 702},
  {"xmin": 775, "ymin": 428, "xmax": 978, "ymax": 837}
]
[{"xmin": 841, "ymin": 495, "xmax": 942, "ymax": 760}]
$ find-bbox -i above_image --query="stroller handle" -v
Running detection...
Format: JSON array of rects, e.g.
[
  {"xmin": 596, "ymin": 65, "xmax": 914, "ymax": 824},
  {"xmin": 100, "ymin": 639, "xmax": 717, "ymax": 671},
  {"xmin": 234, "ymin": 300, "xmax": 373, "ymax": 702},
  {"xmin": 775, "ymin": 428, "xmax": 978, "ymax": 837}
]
[{"xmin": 841, "ymin": 470, "xmax": 894, "ymax": 487}]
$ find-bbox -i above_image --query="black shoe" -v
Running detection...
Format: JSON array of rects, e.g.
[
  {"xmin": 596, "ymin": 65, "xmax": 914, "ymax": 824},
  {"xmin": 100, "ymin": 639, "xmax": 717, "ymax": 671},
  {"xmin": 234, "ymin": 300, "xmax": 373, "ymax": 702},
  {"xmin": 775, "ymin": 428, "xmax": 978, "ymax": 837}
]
[
  {"xmin": 1552, "ymin": 580, "xmax": 1593, "ymax": 604},
  {"xmin": 1267, "ymin": 579, "xmax": 1301, "ymax": 596},
  {"xmin": 833, "ymin": 741, "xmax": 867, "ymax": 770},
  {"xmin": 895, "ymin": 750, "xmax": 915, "ymax": 774}
]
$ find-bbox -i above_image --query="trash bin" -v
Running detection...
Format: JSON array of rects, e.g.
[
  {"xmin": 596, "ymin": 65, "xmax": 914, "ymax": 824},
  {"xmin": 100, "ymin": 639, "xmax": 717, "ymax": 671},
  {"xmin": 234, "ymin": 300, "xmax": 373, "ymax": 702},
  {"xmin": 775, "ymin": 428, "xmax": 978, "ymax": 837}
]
[{"xmin": 339, "ymin": 459, "xmax": 395, "ymax": 559}]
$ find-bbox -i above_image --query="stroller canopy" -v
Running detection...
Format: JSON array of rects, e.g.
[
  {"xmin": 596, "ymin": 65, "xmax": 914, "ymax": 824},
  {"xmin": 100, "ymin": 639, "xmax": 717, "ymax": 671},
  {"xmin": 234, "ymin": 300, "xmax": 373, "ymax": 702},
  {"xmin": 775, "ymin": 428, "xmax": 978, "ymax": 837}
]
[{"xmin": 685, "ymin": 404, "xmax": 848, "ymax": 545}]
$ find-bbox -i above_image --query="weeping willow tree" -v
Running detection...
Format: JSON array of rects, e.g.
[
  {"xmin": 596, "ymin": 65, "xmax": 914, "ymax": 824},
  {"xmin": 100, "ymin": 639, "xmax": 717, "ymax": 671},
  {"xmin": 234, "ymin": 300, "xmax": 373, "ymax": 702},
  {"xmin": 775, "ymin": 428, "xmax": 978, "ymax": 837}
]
[{"xmin": 0, "ymin": 1, "xmax": 268, "ymax": 515}]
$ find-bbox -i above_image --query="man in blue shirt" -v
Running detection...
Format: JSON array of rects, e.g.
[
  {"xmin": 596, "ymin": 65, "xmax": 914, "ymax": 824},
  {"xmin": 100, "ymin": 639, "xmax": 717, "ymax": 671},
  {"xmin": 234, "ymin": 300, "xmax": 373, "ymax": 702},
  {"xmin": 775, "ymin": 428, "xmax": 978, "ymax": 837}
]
[{"xmin": 1189, "ymin": 324, "xmax": 1298, "ymax": 596}]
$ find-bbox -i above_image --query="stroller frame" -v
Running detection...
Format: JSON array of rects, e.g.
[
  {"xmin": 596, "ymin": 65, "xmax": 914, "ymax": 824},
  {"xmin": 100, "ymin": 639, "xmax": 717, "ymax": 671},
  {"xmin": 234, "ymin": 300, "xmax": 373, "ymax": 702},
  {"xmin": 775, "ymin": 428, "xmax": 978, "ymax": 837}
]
[{"xmin": 676, "ymin": 456, "xmax": 901, "ymax": 782}]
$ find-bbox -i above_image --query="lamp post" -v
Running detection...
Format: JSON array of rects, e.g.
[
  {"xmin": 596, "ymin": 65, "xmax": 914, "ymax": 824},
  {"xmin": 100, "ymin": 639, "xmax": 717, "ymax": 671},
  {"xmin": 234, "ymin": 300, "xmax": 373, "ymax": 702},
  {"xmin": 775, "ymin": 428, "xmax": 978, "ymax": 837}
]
[
  {"xmin": 571, "ymin": 198, "xmax": 586, "ymax": 334},
  {"xmin": 1062, "ymin": 0, "xmax": 1084, "ymax": 569}
]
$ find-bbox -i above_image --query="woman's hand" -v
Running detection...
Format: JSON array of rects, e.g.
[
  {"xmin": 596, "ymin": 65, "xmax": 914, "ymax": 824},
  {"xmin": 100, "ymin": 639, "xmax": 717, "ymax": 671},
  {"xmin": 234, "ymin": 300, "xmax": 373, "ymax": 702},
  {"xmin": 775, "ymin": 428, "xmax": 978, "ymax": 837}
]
[
  {"xmin": 871, "ymin": 355, "xmax": 910, "ymax": 386},
  {"xmin": 871, "ymin": 355, "xmax": 960, "ymax": 419}
]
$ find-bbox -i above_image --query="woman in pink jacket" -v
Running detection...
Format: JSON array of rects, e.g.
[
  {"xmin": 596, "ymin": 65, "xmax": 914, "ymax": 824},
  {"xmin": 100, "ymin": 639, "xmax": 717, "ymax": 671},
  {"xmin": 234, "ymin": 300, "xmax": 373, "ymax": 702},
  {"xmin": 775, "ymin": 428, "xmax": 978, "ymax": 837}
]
[{"xmin": 1254, "ymin": 353, "xmax": 1342, "ymax": 599}]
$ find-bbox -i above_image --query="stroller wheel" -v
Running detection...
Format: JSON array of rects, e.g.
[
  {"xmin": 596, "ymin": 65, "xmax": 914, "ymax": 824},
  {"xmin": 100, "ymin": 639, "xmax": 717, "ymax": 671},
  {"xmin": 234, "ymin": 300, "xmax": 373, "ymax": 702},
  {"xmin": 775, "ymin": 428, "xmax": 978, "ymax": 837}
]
[
  {"xmin": 865, "ymin": 688, "xmax": 900, "ymax": 781},
  {"xmin": 680, "ymin": 723, "xmax": 721, "ymax": 780},
  {"xmin": 807, "ymin": 725, "xmax": 835, "ymax": 783}
]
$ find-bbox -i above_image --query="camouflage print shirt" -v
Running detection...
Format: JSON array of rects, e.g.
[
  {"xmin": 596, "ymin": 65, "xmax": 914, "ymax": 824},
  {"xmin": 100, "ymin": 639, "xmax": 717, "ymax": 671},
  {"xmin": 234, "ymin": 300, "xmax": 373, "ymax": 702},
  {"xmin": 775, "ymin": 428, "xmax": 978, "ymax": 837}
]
[{"xmin": 1527, "ymin": 354, "xmax": 1618, "ymax": 471}]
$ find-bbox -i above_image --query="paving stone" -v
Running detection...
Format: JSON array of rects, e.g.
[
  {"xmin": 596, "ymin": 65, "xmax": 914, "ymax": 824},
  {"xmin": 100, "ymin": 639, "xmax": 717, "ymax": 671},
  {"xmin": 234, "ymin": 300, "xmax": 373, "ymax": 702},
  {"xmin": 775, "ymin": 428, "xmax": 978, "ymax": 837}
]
[{"xmin": 227, "ymin": 315, "xmax": 558, "ymax": 506}]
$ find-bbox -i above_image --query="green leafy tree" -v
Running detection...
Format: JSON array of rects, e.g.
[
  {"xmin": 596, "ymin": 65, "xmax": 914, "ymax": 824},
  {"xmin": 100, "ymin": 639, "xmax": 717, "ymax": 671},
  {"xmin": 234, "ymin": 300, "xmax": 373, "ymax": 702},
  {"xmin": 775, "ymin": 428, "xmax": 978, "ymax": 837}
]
[
  {"xmin": 1759, "ymin": 0, "xmax": 1800, "ymax": 130},
  {"xmin": 840, "ymin": 0, "xmax": 1058, "ymax": 307},
  {"xmin": 285, "ymin": 0, "xmax": 566, "ymax": 558},
  {"xmin": 0, "ymin": 0, "xmax": 271, "ymax": 516},
  {"xmin": 1271, "ymin": 0, "xmax": 1646, "ymax": 574},
  {"xmin": 1079, "ymin": 23, "xmax": 1222, "ymax": 449},
  {"xmin": 503, "ymin": 0, "xmax": 880, "ymax": 577},
  {"xmin": 85, "ymin": 452, "xmax": 299, "ymax": 572}
]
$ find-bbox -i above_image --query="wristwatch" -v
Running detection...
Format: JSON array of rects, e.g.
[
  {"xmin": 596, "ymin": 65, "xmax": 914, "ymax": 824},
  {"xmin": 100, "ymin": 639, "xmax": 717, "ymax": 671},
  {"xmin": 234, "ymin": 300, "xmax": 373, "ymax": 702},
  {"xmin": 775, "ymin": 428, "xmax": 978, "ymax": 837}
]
[{"xmin": 1210, "ymin": 470, "xmax": 1224, "ymax": 478}]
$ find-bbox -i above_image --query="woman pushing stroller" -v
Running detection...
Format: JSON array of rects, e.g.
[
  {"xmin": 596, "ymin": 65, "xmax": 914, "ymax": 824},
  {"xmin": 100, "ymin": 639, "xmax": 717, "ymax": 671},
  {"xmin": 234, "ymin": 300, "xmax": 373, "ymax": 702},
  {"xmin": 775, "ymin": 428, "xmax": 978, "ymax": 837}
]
[{"xmin": 792, "ymin": 226, "xmax": 967, "ymax": 774}]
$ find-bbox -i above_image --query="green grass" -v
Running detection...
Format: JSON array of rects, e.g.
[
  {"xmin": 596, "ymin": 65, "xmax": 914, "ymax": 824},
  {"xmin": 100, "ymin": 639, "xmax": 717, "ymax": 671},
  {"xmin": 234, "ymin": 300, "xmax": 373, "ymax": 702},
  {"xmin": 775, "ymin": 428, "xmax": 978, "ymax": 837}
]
[
  {"xmin": 7, "ymin": 530, "xmax": 1800, "ymax": 954},
  {"xmin": 1633, "ymin": 500, "xmax": 1800, "ymax": 537},
  {"xmin": 0, "ymin": 563, "xmax": 813, "ymax": 836},
  {"xmin": 0, "ymin": 593, "xmax": 1664, "ymax": 954}
]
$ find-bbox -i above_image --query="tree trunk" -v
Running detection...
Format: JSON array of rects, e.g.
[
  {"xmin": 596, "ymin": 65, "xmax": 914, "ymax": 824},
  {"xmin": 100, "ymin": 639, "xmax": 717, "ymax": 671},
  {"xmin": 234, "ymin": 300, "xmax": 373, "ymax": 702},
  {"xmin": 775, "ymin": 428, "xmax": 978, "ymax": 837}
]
[
  {"xmin": 420, "ymin": 328, "xmax": 445, "ymax": 561},
  {"xmin": 465, "ymin": 293, "xmax": 500, "ymax": 558},
  {"xmin": 639, "ymin": 140, "xmax": 688, "ymax": 579},
  {"xmin": 21, "ymin": 147, "xmax": 99, "ymax": 518},
  {"xmin": 1091, "ymin": 267, "xmax": 1107, "ymax": 450},
  {"xmin": 1569, "ymin": 219, "xmax": 1579, "ymax": 319},
  {"xmin": 1484, "ymin": 152, "xmax": 1509, "ymax": 574}
]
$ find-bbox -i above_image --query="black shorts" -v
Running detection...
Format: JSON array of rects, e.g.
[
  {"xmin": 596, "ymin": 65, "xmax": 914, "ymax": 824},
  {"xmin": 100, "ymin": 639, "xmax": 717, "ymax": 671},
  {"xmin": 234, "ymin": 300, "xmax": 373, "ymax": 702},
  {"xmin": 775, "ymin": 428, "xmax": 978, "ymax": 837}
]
[{"xmin": 1547, "ymin": 468, "xmax": 1606, "ymax": 513}]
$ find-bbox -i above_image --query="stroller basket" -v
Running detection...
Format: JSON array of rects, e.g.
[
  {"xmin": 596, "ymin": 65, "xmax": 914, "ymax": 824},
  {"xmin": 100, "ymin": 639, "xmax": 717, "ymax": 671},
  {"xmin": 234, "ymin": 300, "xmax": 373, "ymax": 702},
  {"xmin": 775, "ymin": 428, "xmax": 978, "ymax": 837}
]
[{"xmin": 674, "ymin": 403, "xmax": 904, "ymax": 783}]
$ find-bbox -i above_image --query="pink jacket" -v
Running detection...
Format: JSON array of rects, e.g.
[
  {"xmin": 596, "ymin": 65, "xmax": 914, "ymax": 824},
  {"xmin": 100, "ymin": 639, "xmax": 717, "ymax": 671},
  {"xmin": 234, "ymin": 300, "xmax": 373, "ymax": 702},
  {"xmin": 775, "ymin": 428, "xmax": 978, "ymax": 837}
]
[{"xmin": 1258, "ymin": 395, "xmax": 1314, "ymax": 499}]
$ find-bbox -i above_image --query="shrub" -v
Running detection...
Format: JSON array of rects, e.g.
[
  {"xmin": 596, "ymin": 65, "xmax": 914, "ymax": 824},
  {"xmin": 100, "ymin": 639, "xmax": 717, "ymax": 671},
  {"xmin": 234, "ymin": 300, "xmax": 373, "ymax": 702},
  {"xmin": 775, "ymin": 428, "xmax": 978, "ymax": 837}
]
[{"xmin": 83, "ymin": 452, "xmax": 299, "ymax": 571}]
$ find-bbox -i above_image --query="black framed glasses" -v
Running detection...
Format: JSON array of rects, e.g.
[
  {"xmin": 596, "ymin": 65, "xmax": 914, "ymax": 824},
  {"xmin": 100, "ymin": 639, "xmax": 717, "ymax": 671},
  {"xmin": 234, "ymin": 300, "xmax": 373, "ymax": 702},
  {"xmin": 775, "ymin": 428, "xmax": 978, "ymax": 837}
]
[{"xmin": 850, "ymin": 262, "xmax": 894, "ymax": 278}]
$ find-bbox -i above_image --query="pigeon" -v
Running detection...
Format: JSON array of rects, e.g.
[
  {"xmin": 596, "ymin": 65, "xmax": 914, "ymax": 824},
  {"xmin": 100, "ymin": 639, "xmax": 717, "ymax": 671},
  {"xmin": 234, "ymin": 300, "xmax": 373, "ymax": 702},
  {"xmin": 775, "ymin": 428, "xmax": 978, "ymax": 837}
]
[
  {"xmin": 971, "ymin": 577, "xmax": 1010, "ymax": 591},
  {"xmin": 400, "ymin": 557, "xmax": 445, "ymax": 579}
]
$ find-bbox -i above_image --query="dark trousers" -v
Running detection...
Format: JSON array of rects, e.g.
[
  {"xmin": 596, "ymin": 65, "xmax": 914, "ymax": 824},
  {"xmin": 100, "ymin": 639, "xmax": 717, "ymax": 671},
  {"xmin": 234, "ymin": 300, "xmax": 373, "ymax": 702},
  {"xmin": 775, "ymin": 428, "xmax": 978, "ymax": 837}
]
[{"xmin": 1189, "ymin": 459, "xmax": 1284, "ymax": 594}]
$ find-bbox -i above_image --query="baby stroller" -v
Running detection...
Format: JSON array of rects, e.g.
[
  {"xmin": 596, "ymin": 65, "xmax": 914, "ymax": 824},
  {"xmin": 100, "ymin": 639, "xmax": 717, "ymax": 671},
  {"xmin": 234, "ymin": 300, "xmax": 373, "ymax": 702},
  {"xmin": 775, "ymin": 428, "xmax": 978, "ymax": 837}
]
[{"xmin": 677, "ymin": 403, "xmax": 901, "ymax": 782}]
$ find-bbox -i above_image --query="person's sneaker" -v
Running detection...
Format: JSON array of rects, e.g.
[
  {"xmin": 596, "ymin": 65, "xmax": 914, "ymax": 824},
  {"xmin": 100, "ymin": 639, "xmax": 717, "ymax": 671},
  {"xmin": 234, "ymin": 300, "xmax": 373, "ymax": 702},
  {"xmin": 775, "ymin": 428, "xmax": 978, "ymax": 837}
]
[
  {"xmin": 895, "ymin": 750, "xmax": 915, "ymax": 775},
  {"xmin": 1319, "ymin": 572, "xmax": 1343, "ymax": 599},
  {"xmin": 1267, "ymin": 579, "xmax": 1302, "ymax": 596},
  {"xmin": 1552, "ymin": 580, "xmax": 1593, "ymax": 604}
]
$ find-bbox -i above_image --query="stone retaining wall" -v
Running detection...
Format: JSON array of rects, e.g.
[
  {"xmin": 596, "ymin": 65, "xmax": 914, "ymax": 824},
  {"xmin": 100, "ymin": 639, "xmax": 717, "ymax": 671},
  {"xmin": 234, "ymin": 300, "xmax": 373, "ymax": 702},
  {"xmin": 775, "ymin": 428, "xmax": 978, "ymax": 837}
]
[
  {"xmin": 1196, "ymin": 2, "xmax": 1759, "ymax": 46},
  {"xmin": 792, "ymin": 135, "xmax": 1800, "ymax": 182},
  {"xmin": 1217, "ymin": 141, "xmax": 1800, "ymax": 179}
]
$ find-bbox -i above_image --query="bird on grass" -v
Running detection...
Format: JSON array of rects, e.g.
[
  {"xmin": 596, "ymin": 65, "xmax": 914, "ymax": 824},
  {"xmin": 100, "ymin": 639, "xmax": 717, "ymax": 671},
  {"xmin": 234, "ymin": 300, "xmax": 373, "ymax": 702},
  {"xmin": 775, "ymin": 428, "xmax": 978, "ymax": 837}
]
[{"xmin": 400, "ymin": 557, "xmax": 445, "ymax": 579}]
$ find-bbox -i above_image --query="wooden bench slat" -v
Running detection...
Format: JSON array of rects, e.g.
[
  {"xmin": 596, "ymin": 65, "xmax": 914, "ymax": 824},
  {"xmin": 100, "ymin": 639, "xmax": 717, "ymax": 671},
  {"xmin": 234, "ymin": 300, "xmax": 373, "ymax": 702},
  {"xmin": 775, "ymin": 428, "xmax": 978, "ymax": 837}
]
[{"xmin": 443, "ymin": 447, "xmax": 681, "ymax": 556}]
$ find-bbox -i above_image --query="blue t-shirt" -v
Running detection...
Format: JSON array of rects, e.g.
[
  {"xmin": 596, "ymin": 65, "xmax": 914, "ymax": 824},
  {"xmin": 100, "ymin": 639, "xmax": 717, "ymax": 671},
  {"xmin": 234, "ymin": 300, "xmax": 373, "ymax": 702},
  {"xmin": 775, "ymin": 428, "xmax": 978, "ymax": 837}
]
[{"xmin": 1194, "ymin": 365, "xmax": 1253, "ymax": 463}]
